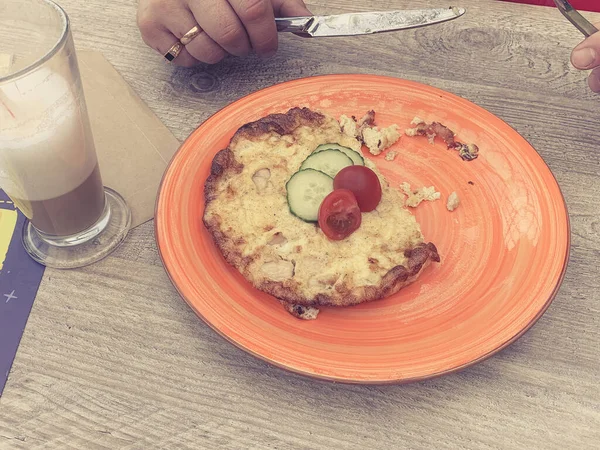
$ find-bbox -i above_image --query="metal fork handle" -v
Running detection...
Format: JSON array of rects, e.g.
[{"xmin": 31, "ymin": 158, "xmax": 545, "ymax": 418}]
[{"xmin": 554, "ymin": 0, "xmax": 599, "ymax": 37}]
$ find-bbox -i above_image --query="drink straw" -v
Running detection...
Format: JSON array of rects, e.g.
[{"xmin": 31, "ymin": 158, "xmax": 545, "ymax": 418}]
[{"xmin": 0, "ymin": 93, "xmax": 16, "ymax": 119}]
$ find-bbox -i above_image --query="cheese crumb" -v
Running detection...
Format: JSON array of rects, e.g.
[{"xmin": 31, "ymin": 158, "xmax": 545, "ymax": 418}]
[
  {"xmin": 405, "ymin": 116, "xmax": 425, "ymax": 136},
  {"xmin": 447, "ymin": 191, "xmax": 460, "ymax": 211},
  {"xmin": 338, "ymin": 111, "xmax": 401, "ymax": 156},
  {"xmin": 400, "ymin": 182, "xmax": 441, "ymax": 208},
  {"xmin": 385, "ymin": 150, "xmax": 398, "ymax": 161},
  {"xmin": 363, "ymin": 125, "xmax": 401, "ymax": 156},
  {"xmin": 339, "ymin": 114, "xmax": 358, "ymax": 138}
]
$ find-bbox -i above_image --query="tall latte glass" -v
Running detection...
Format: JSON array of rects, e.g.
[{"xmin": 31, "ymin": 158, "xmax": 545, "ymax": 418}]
[{"xmin": 0, "ymin": 0, "xmax": 131, "ymax": 268}]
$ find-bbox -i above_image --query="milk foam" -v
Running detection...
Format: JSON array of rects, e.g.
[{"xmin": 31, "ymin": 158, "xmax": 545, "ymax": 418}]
[{"xmin": 0, "ymin": 68, "xmax": 97, "ymax": 201}]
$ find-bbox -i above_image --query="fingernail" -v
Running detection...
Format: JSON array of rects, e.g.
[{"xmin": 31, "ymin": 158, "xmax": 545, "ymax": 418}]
[
  {"xmin": 572, "ymin": 47, "xmax": 597, "ymax": 69},
  {"xmin": 589, "ymin": 72, "xmax": 600, "ymax": 93}
]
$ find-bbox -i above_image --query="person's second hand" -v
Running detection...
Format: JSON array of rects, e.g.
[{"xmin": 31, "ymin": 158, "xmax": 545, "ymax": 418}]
[{"xmin": 572, "ymin": 25, "xmax": 600, "ymax": 93}]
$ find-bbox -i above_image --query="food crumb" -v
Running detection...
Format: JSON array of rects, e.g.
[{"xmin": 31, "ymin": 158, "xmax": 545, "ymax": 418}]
[
  {"xmin": 456, "ymin": 143, "xmax": 479, "ymax": 161},
  {"xmin": 339, "ymin": 114, "xmax": 358, "ymax": 138},
  {"xmin": 338, "ymin": 111, "xmax": 375, "ymax": 140},
  {"xmin": 338, "ymin": 111, "xmax": 401, "ymax": 156},
  {"xmin": 405, "ymin": 116, "xmax": 479, "ymax": 161},
  {"xmin": 363, "ymin": 125, "xmax": 401, "ymax": 155},
  {"xmin": 405, "ymin": 117, "xmax": 425, "ymax": 137},
  {"xmin": 446, "ymin": 192, "xmax": 460, "ymax": 211},
  {"xmin": 400, "ymin": 182, "xmax": 441, "ymax": 208},
  {"xmin": 385, "ymin": 150, "xmax": 398, "ymax": 161}
]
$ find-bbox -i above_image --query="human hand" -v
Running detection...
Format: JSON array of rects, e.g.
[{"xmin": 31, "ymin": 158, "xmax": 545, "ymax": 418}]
[
  {"xmin": 571, "ymin": 24, "xmax": 600, "ymax": 93},
  {"xmin": 137, "ymin": 0, "xmax": 312, "ymax": 66}
]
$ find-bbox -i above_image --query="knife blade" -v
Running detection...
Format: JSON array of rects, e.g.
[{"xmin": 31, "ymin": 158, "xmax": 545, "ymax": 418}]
[{"xmin": 275, "ymin": 7, "xmax": 466, "ymax": 37}]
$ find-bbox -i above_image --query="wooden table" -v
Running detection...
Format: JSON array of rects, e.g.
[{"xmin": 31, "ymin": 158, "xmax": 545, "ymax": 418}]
[{"xmin": 1, "ymin": 0, "xmax": 599, "ymax": 448}]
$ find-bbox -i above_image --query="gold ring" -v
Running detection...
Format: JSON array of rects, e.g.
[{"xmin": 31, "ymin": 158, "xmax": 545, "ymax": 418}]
[
  {"xmin": 164, "ymin": 42, "xmax": 183, "ymax": 62},
  {"xmin": 180, "ymin": 25, "xmax": 202, "ymax": 45}
]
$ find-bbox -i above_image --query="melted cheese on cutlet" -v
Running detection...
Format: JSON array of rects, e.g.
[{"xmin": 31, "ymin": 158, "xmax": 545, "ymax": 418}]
[{"xmin": 206, "ymin": 119, "xmax": 425, "ymax": 297}]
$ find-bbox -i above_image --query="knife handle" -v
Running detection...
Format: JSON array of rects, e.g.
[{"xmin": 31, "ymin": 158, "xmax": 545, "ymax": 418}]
[
  {"xmin": 275, "ymin": 17, "xmax": 314, "ymax": 35},
  {"xmin": 554, "ymin": 1, "xmax": 599, "ymax": 37},
  {"xmin": 570, "ymin": 12, "xmax": 599, "ymax": 37}
]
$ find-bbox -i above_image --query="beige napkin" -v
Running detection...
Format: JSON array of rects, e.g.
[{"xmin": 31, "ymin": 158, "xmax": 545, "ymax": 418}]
[
  {"xmin": 1, "ymin": 50, "xmax": 180, "ymax": 228},
  {"xmin": 78, "ymin": 50, "xmax": 180, "ymax": 228}
]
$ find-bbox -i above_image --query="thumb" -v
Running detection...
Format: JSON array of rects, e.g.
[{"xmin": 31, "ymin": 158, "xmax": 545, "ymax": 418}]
[
  {"xmin": 571, "ymin": 24, "xmax": 600, "ymax": 70},
  {"xmin": 272, "ymin": 0, "xmax": 312, "ymax": 18}
]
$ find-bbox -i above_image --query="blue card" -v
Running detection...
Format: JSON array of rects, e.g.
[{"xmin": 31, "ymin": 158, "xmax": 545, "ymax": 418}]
[{"xmin": 0, "ymin": 189, "xmax": 45, "ymax": 396}]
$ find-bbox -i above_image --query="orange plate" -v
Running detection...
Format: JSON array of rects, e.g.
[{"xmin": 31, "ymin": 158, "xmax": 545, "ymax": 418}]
[{"xmin": 155, "ymin": 75, "xmax": 570, "ymax": 384}]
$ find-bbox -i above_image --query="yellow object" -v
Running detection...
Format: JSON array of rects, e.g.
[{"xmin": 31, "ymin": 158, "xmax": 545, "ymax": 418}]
[{"xmin": 0, "ymin": 201, "xmax": 18, "ymax": 271}]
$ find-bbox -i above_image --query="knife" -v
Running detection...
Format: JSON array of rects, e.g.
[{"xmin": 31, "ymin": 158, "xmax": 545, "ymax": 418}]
[
  {"xmin": 552, "ymin": 0, "xmax": 598, "ymax": 37},
  {"xmin": 275, "ymin": 7, "xmax": 466, "ymax": 37}
]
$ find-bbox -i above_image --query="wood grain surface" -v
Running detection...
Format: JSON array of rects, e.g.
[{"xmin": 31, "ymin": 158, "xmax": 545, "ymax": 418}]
[{"xmin": 1, "ymin": 0, "xmax": 599, "ymax": 448}]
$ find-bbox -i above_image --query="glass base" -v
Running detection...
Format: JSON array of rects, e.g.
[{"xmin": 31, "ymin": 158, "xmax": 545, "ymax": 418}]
[{"xmin": 22, "ymin": 187, "xmax": 131, "ymax": 269}]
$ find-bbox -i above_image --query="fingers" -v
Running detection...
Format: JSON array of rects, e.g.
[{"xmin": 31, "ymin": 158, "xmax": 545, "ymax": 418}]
[
  {"xmin": 161, "ymin": 6, "xmax": 227, "ymax": 64},
  {"xmin": 138, "ymin": 0, "xmax": 199, "ymax": 66},
  {"xmin": 571, "ymin": 23, "xmax": 600, "ymax": 70},
  {"xmin": 228, "ymin": 0, "xmax": 278, "ymax": 57},
  {"xmin": 138, "ymin": 0, "xmax": 312, "ymax": 65},
  {"xmin": 271, "ymin": 0, "xmax": 312, "ymax": 17},
  {"xmin": 184, "ymin": 31, "xmax": 229, "ymax": 64},
  {"xmin": 142, "ymin": 28, "xmax": 200, "ymax": 67},
  {"xmin": 570, "ymin": 23, "xmax": 600, "ymax": 93},
  {"xmin": 187, "ymin": 0, "xmax": 251, "ymax": 57},
  {"xmin": 589, "ymin": 67, "xmax": 600, "ymax": 93}
]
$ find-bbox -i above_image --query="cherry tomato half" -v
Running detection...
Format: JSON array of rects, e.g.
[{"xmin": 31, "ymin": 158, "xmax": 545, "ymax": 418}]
[
  {"xmin": 318, "ymin": 189, "xmax": 362, "ymax": 241},
  {"xmin": 333, "ymin": 166, "xmax": 382, "ymax": 212}
]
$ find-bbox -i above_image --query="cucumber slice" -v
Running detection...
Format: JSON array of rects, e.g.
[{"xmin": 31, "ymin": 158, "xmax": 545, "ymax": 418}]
[
  {"xmin": 286, "ymin": 169, "xmax": 334, "ymax": 222},
  {"xmin": 300, "ymin": 149, "xmax": 353, "ymax": 178},
  {"xmin": 315, "ymin": 143, "xmax": 365, "ymax": 166}
]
